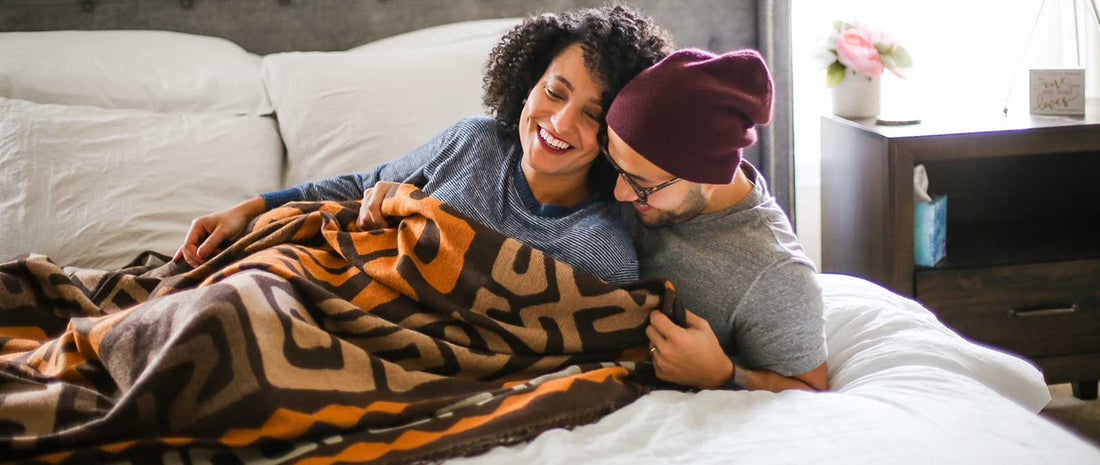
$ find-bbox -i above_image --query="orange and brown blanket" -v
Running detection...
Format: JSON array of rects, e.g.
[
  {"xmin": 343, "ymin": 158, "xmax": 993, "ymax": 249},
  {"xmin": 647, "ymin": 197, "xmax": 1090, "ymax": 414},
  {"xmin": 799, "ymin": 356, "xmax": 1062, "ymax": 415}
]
[{"xmin": 0, "ymin": 185, "xmax": 682, "ymax": 464}]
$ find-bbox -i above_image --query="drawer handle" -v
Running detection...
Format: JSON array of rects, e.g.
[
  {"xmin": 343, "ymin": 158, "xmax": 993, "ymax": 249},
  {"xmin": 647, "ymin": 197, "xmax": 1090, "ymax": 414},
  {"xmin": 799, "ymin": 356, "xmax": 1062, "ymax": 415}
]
[{"xmin": 1009, "ymin": 304, "xmax": 1077, "ymax": 318}]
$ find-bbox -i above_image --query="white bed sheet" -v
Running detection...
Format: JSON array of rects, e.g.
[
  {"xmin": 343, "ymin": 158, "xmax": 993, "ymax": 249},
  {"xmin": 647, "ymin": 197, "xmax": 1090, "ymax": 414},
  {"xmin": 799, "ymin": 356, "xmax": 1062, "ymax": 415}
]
[{"xmin": 447, "ymin": 274, "xmax": 1100, "ymax": 464}]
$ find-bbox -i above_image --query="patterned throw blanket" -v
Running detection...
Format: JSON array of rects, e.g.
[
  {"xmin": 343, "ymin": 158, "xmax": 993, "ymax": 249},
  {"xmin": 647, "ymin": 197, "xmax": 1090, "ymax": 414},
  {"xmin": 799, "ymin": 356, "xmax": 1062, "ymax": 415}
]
[{"xmin": 0, "ymin": 185, "xmax": 683, "ymax": 464}]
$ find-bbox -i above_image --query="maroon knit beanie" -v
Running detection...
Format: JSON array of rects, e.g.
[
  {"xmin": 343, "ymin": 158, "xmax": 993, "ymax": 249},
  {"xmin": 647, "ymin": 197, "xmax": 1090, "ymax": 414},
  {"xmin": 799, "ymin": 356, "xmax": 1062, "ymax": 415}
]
[{"xmin": 606, "ymin": 48, "xmax": 774, "ymax": 184}]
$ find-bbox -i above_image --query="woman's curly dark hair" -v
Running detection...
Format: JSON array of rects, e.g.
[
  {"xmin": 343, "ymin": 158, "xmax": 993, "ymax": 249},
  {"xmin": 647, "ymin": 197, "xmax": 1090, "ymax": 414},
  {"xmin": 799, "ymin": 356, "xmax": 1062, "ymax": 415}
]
[{"xmin": 482, "ymin": 3, "xmax": 673, "ymax": 198}]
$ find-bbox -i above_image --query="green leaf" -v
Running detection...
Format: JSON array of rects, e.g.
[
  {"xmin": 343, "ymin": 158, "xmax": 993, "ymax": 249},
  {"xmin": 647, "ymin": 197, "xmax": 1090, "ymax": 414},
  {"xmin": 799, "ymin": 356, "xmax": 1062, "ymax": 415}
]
[
  {"xmin": 826, "ymin": 61, "xmax": 846, "ymax": 87},
  {"xmin": 889, "ymin": 45, "xmax": 913, "ymax": 68},
  {"xmin": 881, "ymin": 54, "xmax": 898, "ymax": 70}
]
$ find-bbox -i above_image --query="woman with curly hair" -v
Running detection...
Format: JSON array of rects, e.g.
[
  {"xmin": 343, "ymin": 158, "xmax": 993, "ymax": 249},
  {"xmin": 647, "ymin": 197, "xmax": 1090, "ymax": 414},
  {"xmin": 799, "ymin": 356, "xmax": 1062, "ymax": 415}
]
[{"xmin": 176, "ymin": 4, "xmax": 672, "ymax": 283}]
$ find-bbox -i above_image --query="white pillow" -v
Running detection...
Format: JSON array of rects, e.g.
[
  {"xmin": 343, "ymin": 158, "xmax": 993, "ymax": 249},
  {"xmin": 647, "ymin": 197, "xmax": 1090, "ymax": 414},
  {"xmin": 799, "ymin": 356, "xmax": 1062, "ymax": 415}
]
[
  {"xmin": 0, "ymin": 97, "xmax": 283, "ymax": 270},
  {"xmin": 819, "ymin": 273, "xmax": 1052, "ymax": 412},
  {"xmin": 351, "ymin": 18, "xmax": 521, "ymax": 52},
  {"xmin": 264, "ymin": 18, "xmax": 521, "ymax": 187},
  {"xmin": 0, "ymin": 31, "xmax": 271, "ymax": 115}
]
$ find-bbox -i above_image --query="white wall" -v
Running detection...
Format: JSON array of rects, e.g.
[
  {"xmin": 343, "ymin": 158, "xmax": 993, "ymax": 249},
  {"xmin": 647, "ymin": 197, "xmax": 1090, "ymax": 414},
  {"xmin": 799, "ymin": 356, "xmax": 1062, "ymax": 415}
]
[{"xmin": 791, "ymin": 0, "xmax": 1100, "ymax": 269}]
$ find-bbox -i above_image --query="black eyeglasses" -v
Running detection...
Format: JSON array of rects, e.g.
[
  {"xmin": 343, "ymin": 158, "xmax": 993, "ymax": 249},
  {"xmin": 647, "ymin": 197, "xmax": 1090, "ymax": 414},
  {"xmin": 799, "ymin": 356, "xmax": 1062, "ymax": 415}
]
[{"xmin": 602, "ymin": 150, "xmax": 680, "ymax": 206}]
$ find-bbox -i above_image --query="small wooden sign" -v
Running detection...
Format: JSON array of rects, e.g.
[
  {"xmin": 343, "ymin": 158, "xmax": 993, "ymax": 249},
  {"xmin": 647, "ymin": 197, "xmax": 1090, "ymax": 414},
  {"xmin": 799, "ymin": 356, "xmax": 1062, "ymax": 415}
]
[{"xmin": 1030, "ymin": 68, "xmax": 1086, "ymax": 115}]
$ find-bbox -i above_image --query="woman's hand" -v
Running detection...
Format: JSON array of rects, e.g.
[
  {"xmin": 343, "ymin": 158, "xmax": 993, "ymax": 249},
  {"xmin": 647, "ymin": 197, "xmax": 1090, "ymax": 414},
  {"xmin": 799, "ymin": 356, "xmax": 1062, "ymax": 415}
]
[
  {"xmin": 174, "ymin": 197, "xmax": 267, "ymax": 267},
  {"xmin": 357, "ymin": 181, "xmax": 402, "ymax": 230}
]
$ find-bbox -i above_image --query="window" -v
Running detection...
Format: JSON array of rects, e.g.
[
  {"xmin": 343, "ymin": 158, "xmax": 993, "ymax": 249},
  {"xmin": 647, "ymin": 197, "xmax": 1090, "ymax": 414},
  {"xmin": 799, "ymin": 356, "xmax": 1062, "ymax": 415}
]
[{"xmin": 792, "ymin": 0, "xmax": 1099, "ymax": 267}]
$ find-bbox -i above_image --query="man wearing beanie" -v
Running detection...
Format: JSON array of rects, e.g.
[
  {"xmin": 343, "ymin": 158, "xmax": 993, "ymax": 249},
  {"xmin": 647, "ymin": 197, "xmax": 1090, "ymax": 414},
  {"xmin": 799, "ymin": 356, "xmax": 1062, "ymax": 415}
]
[{"xmin": 605, "ymin": 49, "xmax": 827, "ymax": 391}]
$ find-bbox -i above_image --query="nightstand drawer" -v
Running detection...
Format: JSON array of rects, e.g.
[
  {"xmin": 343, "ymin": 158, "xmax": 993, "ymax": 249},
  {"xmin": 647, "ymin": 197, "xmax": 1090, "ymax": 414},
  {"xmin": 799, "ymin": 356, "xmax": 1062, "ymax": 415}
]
[{"xmin": 915, "ymin": 259, "xmax": 1100, "ymax": 358}]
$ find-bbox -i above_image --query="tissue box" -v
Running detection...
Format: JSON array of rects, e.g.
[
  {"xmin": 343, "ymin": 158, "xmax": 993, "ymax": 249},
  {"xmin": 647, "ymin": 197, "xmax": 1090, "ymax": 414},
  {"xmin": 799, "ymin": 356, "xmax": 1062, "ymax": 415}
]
[{"xmin": 914, "ymin": 195, "xmax": 947, "ymax": 267}]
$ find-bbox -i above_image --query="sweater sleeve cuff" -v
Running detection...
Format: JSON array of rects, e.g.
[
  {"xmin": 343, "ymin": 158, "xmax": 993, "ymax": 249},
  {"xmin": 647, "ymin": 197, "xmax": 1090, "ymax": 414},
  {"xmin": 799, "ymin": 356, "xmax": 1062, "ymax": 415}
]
[{"xmin": 261, "ymin": 188, "xmax": 303, "ymax": 210}]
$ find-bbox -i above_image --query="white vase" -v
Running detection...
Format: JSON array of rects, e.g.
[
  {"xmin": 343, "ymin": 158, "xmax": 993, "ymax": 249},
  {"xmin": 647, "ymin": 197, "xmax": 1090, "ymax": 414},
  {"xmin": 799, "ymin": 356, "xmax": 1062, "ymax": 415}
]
[{"xmin": 831, "ymin": 69, "xmax": 881, "ymax": 119}]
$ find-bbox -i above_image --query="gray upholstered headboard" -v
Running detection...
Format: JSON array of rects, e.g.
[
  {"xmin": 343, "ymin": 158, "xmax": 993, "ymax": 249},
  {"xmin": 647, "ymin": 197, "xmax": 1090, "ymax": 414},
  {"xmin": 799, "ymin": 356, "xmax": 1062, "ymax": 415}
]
[{"xmin": 0, "ymin": 0, "xmax": 795, "ymax": 219}]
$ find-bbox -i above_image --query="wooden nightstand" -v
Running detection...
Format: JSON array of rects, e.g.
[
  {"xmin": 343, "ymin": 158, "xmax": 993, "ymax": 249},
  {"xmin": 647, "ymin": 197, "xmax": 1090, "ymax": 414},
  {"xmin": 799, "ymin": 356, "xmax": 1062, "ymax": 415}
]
[{"xmin": 821, "ymin": 99, "xmax": 1100, "ymax": 400}]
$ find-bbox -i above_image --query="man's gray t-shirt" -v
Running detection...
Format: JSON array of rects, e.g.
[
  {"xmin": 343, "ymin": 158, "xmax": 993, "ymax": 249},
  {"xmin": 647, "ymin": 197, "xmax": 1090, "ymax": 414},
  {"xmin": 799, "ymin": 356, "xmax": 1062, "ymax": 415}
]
[{"xmin": 625, "ymin": 162, "xmax": 826, "ymax": 377}]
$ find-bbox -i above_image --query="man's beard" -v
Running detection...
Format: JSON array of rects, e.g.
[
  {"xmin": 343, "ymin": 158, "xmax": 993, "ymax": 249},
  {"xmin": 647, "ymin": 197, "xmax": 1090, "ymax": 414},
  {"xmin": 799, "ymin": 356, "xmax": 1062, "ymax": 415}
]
[{"xmin": 640, "ymin": 186, "xmax": 708, "ymax": 227}]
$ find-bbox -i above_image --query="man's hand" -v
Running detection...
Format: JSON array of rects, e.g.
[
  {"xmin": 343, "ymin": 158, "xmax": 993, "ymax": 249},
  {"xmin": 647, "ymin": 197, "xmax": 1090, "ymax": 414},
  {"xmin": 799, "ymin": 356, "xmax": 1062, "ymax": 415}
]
[
  {"xmin": 647, "ymin": 309, "xmax": 734, "ymax": 389},
  {"xmin": 647, "ymin": 309, "xmax": 830, "ymax": 392}
]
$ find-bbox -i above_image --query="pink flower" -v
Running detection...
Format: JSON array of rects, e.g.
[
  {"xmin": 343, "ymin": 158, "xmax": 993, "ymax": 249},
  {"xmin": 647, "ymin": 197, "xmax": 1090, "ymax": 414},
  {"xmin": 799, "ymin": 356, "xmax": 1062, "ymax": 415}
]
[{"xmin": 836, "ymin": 26, "xmax": 884, "ymax": 77}]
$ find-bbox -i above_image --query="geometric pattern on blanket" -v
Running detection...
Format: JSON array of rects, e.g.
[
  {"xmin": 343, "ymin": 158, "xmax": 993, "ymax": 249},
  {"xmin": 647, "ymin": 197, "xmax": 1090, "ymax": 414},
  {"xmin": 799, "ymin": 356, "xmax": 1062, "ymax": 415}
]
[{"xmin": 0, "ymin": 184, "xmax": 683, "ymax": 464}]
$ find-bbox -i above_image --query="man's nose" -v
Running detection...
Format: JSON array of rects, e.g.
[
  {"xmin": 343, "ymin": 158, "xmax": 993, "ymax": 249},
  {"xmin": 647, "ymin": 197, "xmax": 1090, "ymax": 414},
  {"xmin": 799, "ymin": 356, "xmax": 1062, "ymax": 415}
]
[{"xmin": 613, "ymin": 176, "xmax": 636, "ymax": 203}]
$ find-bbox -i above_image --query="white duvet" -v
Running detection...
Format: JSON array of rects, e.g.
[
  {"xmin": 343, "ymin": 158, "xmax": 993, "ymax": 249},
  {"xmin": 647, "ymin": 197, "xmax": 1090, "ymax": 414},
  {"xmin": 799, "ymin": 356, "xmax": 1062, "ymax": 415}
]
[{"xmin": 448, "ymin": 274, "xmax": 1100, "ymax": 464}]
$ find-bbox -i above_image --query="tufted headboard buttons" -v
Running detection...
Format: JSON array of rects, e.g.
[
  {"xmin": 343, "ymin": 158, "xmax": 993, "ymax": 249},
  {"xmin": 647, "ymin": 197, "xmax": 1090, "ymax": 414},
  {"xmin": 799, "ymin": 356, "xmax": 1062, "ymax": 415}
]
[{"xmin": 81, "ymin": 0, "xmax": 96, "ymax": 12}]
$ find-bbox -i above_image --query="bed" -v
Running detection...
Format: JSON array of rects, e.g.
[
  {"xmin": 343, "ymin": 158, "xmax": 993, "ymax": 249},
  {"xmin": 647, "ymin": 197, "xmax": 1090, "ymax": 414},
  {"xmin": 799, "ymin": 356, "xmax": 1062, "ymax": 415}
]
[{"xmin": 1, "ymin": 1, "xmax": 1098, "ymax": 464}]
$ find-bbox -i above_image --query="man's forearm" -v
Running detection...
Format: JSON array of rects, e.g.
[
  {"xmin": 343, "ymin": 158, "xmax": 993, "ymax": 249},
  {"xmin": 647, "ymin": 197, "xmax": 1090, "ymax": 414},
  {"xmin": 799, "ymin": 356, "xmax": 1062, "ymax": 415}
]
[
  {"xmin": 735, "ymin": 366, "xmax": 819, "ymax": 392},
  {"xmin": 725, "ymin": 360, "xmax": 828, "ymax": 392}
]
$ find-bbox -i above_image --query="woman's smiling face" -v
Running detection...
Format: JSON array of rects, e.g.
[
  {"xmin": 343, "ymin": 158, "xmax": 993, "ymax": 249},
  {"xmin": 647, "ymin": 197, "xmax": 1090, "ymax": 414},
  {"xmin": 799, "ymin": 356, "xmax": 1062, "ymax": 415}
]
[{"xmin": 517, "ymin": 43, "xmax": 606, "ymax": 182}]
